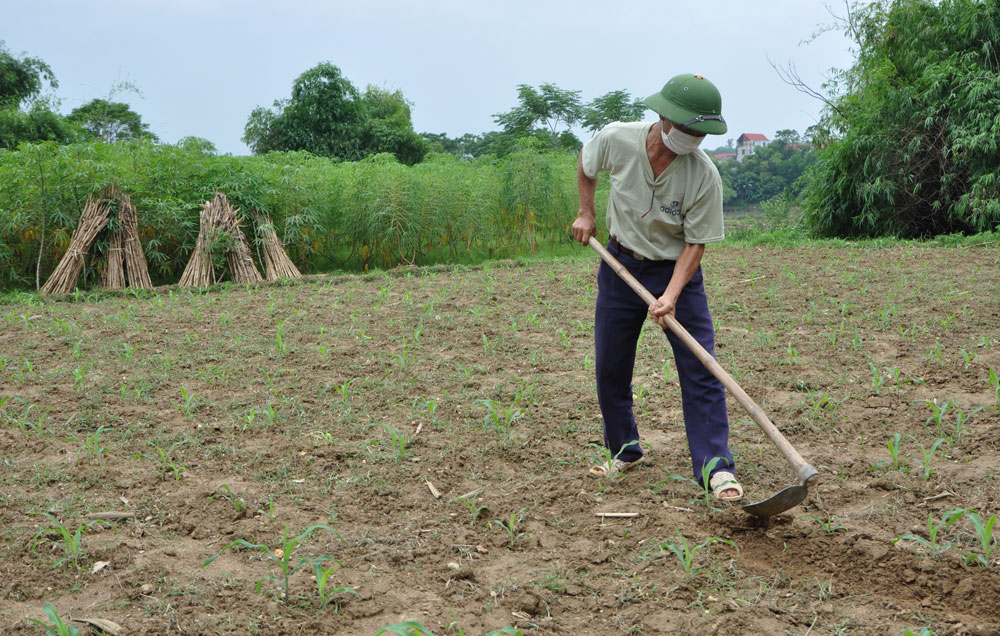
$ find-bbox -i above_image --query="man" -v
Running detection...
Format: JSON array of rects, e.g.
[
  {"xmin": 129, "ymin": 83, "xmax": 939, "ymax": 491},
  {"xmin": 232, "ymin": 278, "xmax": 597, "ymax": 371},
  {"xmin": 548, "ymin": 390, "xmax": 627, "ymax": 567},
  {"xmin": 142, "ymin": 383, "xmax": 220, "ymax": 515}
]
[{"xmin": 572, "ymin": 73, "xmax": 741, "ymax": 501}]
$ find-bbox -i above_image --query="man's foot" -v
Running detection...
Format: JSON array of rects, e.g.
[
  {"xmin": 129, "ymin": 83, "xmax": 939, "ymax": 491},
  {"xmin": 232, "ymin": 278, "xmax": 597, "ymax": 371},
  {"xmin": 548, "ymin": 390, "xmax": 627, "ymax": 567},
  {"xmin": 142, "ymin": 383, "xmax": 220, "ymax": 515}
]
[
  {"xmin": 710, "ymin": 471, "xmax": 744, "ymax": 501},
  {"xmin": 588, "ymin": 455, "xmax": 645, "ymax": 479}
]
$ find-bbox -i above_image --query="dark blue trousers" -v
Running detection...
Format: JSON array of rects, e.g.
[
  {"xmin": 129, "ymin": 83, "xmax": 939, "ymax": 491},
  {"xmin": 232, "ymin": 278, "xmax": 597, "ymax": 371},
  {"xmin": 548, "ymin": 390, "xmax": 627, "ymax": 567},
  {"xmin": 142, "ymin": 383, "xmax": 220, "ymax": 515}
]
[{"xmin": 594, "ymin": 241, "xmax": 734, "ymax": 484}]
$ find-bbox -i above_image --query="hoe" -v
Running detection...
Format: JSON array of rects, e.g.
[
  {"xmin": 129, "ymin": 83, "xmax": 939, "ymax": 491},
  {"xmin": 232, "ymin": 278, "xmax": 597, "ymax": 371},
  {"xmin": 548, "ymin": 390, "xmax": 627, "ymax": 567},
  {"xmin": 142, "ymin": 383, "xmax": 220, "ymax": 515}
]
[{"xmin": 590, "ymin": 237, "xmax": 819, "ymax": 517}]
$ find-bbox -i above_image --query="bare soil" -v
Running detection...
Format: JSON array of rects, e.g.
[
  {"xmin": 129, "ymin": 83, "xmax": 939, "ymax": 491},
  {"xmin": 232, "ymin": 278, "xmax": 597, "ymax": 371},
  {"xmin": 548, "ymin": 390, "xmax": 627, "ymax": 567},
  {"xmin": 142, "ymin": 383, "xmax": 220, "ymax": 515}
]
[{"xmin": 2, "ymin": 243, "xmax": 999, "ymax": 635}]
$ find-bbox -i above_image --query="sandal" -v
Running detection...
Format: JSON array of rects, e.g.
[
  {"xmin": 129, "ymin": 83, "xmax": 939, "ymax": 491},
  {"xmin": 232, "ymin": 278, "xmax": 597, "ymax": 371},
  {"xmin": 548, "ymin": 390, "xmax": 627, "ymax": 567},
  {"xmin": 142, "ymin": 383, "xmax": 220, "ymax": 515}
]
[
  {"xmin": 588, "ymin": 455, "xmax": 645, "ymax": 479},
  {"xmin": 710, "ymin": 471, "xmax": 744, "ymax": 501}
]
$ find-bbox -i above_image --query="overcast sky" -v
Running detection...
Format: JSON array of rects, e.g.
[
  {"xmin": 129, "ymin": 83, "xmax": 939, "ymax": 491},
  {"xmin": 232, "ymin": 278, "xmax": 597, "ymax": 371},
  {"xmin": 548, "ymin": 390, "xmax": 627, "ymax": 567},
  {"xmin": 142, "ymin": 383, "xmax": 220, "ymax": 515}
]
[{"xmin": 5, "ymin": 0, "xmax": 856, "ymax": 155}]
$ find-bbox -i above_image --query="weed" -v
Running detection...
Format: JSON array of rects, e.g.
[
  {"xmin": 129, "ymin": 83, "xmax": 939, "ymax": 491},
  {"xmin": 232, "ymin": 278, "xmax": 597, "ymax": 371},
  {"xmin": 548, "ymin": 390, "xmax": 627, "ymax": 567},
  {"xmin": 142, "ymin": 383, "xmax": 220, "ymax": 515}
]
[
  {"xmin": 23, "ymin": 602, "xmax": 79, "ymax": 636},
  {"xmin": 659, "ymin": 529, "xmax": 738, "ymax": 583},
  {"xmin": 203, "ymin": 524, "xmax": 341, "ymax": 605},
  {"xmin": 894, "ymin": 509, "xmax": 965, "ymax": 556},
  {"xmin": 493, "ymin": 508, "xmax": 529, "ymax": 549}
]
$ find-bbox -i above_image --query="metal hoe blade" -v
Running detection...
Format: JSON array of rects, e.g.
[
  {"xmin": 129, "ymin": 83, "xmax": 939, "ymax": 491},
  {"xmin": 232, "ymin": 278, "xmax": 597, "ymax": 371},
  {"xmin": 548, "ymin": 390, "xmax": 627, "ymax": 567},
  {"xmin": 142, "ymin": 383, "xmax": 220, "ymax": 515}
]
[{"xmin": 742, "ymin": 471, "xmax": 819, "ymax": 518}]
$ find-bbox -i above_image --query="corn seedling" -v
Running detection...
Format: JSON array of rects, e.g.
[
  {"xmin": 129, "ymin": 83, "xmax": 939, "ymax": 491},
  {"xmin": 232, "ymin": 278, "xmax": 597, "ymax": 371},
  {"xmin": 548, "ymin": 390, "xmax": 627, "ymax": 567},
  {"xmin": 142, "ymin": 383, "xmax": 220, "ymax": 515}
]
[
  {"xmin": 916, "ymin": 437, "xmax": 947, "ymax": 480},
  {"xmin": 806, "ymin": 513, "xmax": 847, "ymax": 534},
  {"xmin": 203, "ymin": 524, "xmax": 341, "ymax": 604},
  {"xmin": 659, "ymin": 529, "xmax": 738, "ymax": 583},
  {"xmin": 895, "ymin": 509, "xmax": 965, "ymax": 557},
  {"xmin": 958, "ymin": 348, "xmax": 976, "ymax": 369},
  {"xmin": 23, "ymin": 602, "xmax": 79, "ymax": 636},
  {"xmin": 868, "ymin": 362, "xmax": 884, "ymax": 393},
  {"xmin": 312, "ymin": 560, "xmax": 357, "ymax": 611},
  {"xmin": 587, "ymin": 440, "xmax": 641, "ymax": 485},
  {"xmin": 989, "ymin": 368, "xmax": 1000, "ymax": 406},
  {"xmin": 32, "ymin": 513, "xmax": 105, "ymax": 570},
  {"xmin": 698, "ymin": 456, "xmax": 727, "ymax": 512},
  {"xmin": 71, "ymin": 364, "xmax": 87, "ymax": 391},
  {"xmin": 918, "ymin": 399, "xmax": 950, "ymax": 431},
  {"xmin": 887, "ymin": 433, "xmax": 906, "ymax": 471},
  {"xmin": 479, "ymin": 398, "xmax": 522, "ymax": 442},
  {"xmin": 207, "ymin": 484, "xmax": 248, "ymax": 518},
  {"xmin": 177, "ymin": 387, "xmax": 198, "ymax": 418},
  {"xmin": 902, "ymin": 629, "xmax": 933, "ymax": 636},
  {"xmin": 493, "ymin": 508, "xmax": 529, "ymax": 549},
  {"xmin": 274, "ymin": 319, "xmax": 288, "ymax": 354},
  {"xmin": 373, "ymin": 622, "xmax": 436, "ymax": 636},
  {"xmin": 141, "ymin": 440, "xmax": 188, "ymax": 481},
  {"xmin": 928, "ymin": 341, "xmax": 943, "ymax": 363},
  {"xmin": 382, "ymin": 423, "xmax": 410, "ymax": 462},
  {"xmin": 962, "ymin": 510, "xmax": 997, "ymax": 567},
  {"xmin": 948, "ymin": 406, "xmax": 983, "ymax": 444},
  {"xmin": 454, "ymin": 490, "xmax": 491, "ymax": 525},
  {"xmin": 80, "ymin": 425, "xmax": 110, "ymax": 462}
]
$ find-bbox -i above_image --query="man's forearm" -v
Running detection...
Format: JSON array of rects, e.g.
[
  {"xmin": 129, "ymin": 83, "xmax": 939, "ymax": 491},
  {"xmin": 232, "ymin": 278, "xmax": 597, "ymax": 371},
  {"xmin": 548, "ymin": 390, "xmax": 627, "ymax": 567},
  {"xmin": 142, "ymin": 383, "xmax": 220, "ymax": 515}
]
[
  {"xmin": 577, "ymin": 153, "xmax": 597, "ymax": 218},
  {"xmin": 664, "ymin": 242, "xmax": 705, "ymax": 302}
]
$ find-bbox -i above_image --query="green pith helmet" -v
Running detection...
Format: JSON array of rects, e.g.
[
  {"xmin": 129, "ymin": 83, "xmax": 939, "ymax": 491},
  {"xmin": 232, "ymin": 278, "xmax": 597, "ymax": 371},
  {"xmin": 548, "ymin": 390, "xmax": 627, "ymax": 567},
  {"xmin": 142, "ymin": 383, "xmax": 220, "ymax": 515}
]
[{"xmin": 644, "ymin": 73, "xmax": 727, "ymax": 135}]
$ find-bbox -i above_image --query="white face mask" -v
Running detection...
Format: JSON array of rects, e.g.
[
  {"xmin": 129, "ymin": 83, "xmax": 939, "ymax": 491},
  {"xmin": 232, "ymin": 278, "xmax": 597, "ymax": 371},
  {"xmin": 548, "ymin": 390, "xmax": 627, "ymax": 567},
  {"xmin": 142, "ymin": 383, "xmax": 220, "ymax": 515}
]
[{"xmin": 661, "ymin": 125, "xmax": 704, "ymax": 155}]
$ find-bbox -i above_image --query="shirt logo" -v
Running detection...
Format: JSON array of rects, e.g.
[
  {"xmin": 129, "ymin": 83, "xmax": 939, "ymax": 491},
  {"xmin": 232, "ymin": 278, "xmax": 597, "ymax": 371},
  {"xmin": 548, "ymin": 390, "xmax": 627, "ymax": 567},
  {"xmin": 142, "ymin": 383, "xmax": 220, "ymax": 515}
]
[{"xmin": 660, "ymin": 201, "xmax": 681, "ymax": 216}]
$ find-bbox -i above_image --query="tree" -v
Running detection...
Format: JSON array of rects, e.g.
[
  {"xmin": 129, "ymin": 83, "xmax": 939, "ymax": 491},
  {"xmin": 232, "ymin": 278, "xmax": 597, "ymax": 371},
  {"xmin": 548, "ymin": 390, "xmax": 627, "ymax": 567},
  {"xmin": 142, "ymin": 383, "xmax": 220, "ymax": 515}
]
[
  {"xmin": 0, "ymin": 42, "xmax": 79, "ymax": 149},
  {"xmin": 581, "ymin": 90, "xmax": 647, "ymax": 134},
  {"xmin": 0, "ymin": 41, "xmax": 57, "ymax": 109},
  {"xmin": 493, "ymin": 83, "xmax": 582, "ymax": 150},
  {"xmin": 243, "ymin": 62, "xmax": 366, "ymax": 161},
  {"xmin": 803, "ymin": 0, "xmax": 1000, "ymax": 238},
  {"xmin": 360, "ymin": 86, "xmax": 429, "ymax": 165},
  {"xmin": 67, "ymin": 99, "xmax": 157, "ymax": 142},
  {"xmin": 773, "ymin": 129, "xmax": 801, "ymax": 145}
]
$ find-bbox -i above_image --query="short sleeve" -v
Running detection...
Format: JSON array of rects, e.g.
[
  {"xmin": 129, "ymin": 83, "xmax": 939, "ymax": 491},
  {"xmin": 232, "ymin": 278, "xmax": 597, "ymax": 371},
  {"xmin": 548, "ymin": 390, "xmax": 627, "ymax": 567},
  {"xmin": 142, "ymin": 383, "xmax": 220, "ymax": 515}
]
[
  {"xmin": 682, "ymin": 176, "xmax": 725, "ymax": 244},
  {"xmin": 580, "ymin": 128, "xmax": 611, "ymax": 179}
]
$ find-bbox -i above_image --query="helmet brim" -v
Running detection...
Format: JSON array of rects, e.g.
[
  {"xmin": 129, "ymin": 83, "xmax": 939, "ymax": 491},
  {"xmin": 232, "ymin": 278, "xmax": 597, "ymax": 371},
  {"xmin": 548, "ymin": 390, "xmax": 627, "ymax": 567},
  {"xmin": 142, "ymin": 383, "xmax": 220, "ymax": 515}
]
[{"xmin": 643, "ymin": 93, "xmax": 728, "ymax": 135}]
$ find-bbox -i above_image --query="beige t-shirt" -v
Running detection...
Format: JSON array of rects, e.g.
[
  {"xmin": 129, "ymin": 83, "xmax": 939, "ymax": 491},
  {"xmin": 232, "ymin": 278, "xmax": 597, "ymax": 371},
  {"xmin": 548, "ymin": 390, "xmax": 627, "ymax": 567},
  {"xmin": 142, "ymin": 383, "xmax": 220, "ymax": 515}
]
[{"xmin": 581, "ymin": 121, "xmax": 724, "ymax": 261}]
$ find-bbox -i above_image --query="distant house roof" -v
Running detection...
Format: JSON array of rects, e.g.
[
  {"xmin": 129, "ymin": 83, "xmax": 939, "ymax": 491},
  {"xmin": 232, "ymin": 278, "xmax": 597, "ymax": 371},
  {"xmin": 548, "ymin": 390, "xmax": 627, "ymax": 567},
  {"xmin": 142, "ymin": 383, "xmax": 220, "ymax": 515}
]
[
  {"xmin": 713, "ymin": 153, "xmax": 737, "ymax": 161},
  {"xmin": 737, "ymin": 133, "xmax": 769, "ymax": 142},
  {"xmin": 787, "ymin": 143, "xmax": 812, "ymax": 151}
]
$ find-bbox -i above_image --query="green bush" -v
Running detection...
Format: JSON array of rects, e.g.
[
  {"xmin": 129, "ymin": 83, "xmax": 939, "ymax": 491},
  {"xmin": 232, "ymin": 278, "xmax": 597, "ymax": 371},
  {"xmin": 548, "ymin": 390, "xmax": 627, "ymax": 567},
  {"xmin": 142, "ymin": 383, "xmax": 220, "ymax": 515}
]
[{"xmin": 805, "ymin": 0, "xmax": 1000, "ymax": 238}]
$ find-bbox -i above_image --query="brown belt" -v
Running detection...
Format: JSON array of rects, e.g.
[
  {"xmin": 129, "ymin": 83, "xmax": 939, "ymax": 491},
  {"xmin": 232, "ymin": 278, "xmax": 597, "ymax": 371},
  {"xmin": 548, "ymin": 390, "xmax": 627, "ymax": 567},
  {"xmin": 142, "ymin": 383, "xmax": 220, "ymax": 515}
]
[{"xmin": 609, "ymin": 236, "xmax": 646, "ymax": 261}]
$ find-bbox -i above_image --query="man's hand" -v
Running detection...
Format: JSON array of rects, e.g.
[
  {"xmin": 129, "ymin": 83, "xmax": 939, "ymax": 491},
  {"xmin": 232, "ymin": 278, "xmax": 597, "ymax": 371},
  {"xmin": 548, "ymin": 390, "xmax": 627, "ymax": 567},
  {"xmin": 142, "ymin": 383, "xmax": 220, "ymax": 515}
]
[
  {"xmin": 649, "ymin": 292, "xmax": 677, "ymax": 328},
  {"xmin": 572, "ymin": 213, "xmax": 596, "ymax": 245}
]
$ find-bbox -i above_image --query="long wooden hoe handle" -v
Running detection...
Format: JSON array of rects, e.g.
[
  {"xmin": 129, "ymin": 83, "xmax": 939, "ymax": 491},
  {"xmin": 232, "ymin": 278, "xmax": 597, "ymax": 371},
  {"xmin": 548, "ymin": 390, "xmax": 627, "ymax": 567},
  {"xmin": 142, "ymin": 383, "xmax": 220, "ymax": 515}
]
[{"xmin": 588, "ymin": 236, "xmax": 818, "ymax": 485}]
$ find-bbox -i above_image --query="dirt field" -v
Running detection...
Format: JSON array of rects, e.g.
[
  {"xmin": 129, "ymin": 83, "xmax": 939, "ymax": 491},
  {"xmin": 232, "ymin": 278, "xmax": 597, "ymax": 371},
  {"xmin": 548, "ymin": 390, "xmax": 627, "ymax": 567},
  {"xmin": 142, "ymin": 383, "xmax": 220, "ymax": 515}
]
[{"xmin": 2, "ymin": 243, "xmax": 999, "ymax": 635}]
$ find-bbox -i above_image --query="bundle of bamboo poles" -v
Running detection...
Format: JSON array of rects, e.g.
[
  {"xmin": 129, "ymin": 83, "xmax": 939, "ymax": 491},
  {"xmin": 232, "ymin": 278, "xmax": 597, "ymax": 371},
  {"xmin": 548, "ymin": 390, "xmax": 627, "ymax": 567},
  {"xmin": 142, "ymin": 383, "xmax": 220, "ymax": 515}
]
[
  {"xmin": 100, "ymin": 191, "xmax": 152, "ymax": 291},
  {"xmin": 224, "ymin": 211, "xmax": 263, "ymax": 285},
  {"xmin": 40, "ymin": 191, "xmax": 114, "ymax": 295},
  {"xmin": 179, "ymin": 192, "xmax": 262, "ymax": 287},
  {"xmin": 119, "ymin": 195, "xmax": 153, "ymax": 289},
  {"xmin": 251, "ymin": 209, "xmax": 301, "ymax": 282}
]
